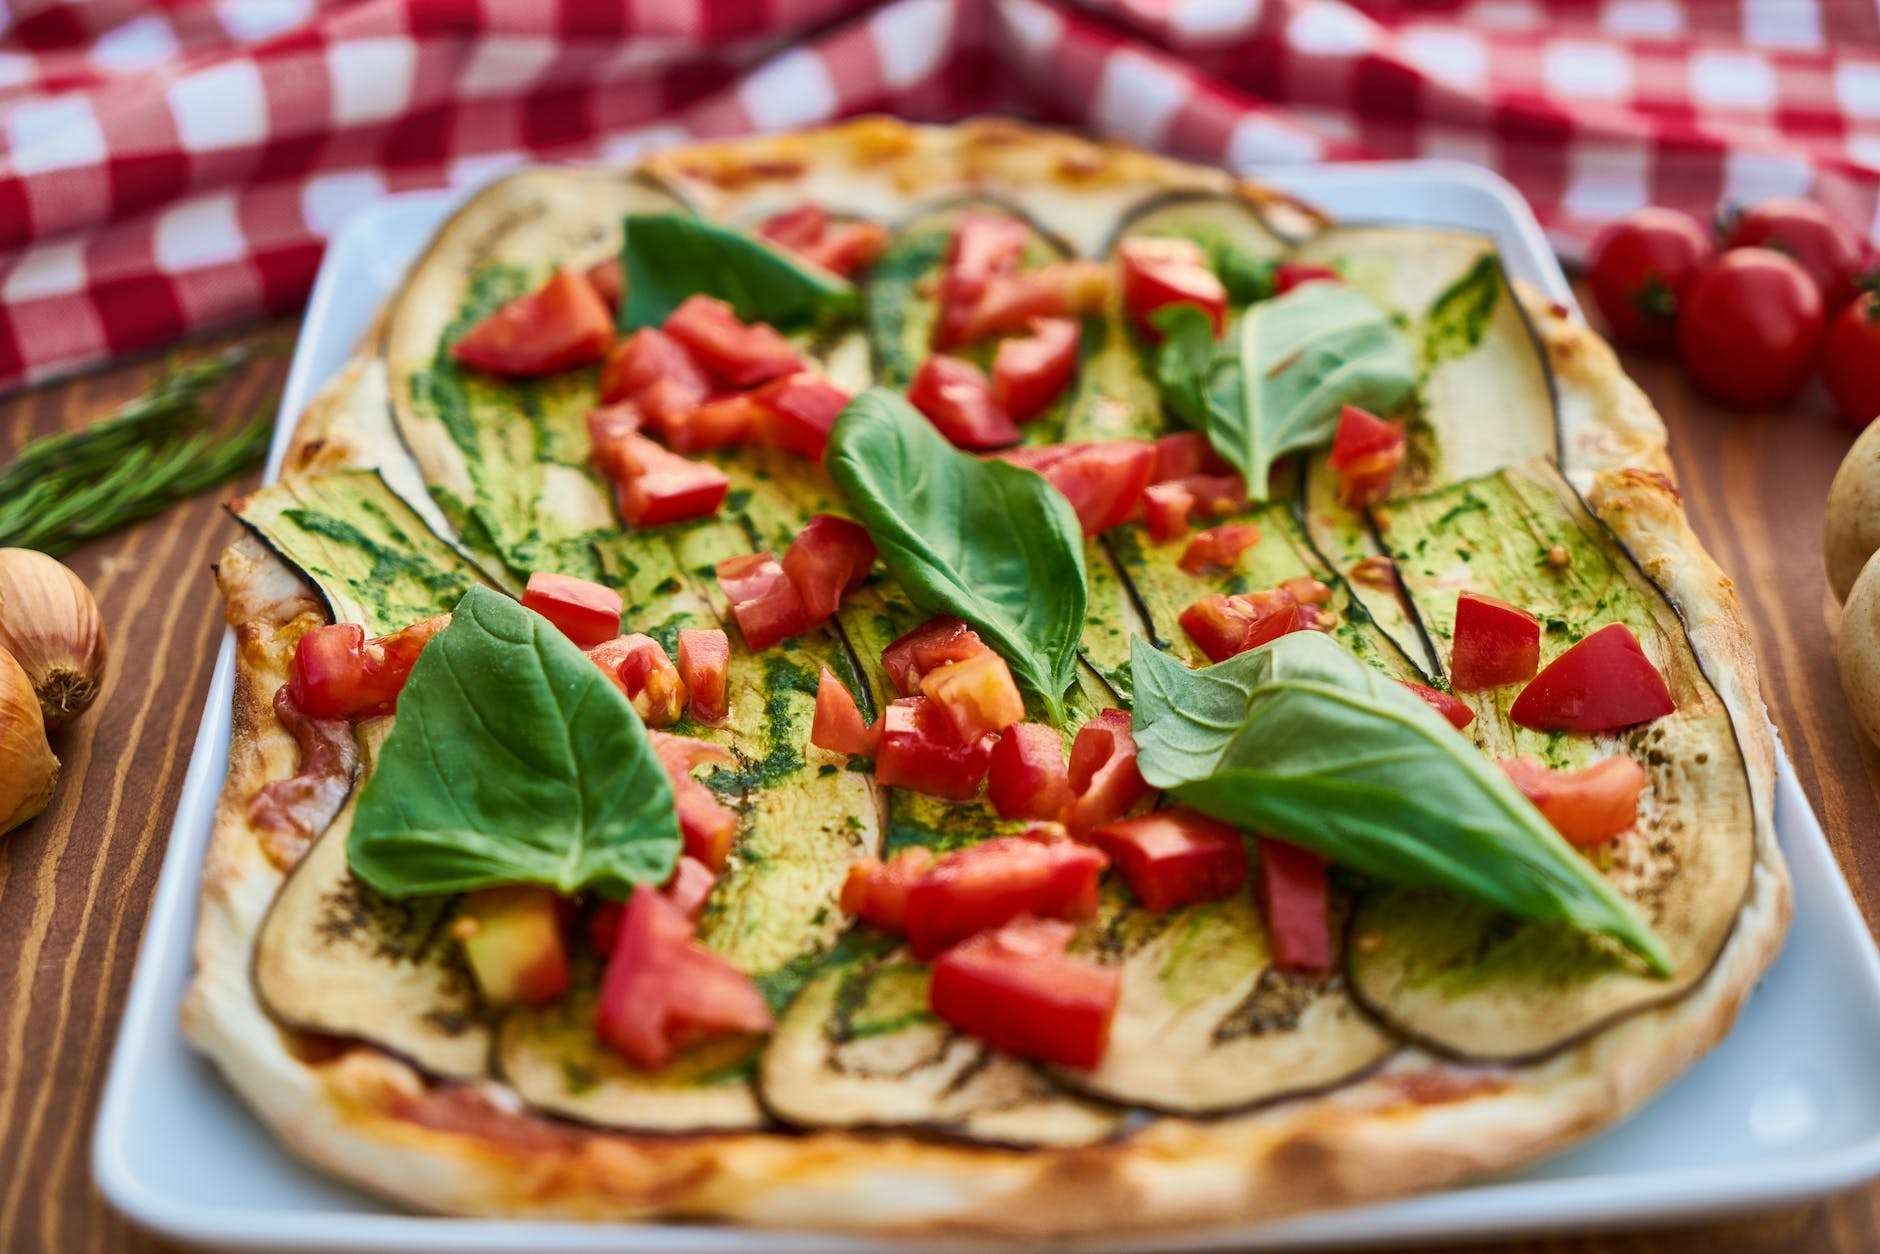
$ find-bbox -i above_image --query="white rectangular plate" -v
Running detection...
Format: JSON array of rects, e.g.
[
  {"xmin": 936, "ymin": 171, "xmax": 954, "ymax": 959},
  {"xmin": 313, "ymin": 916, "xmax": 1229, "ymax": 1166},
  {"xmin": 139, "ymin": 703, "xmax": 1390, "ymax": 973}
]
[{"xmin": 95, "ymin": 160, "xmax": 1880, "ymax": 1253}]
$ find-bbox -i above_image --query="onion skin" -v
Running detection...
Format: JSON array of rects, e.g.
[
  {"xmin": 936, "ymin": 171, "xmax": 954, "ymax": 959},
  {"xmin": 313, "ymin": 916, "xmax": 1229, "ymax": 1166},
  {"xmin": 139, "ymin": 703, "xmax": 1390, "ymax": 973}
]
[
  {"xmin": 0, "ymin": 646, "xmax": 59, "ymax": 836},
  {"xmin": 0, "ymin": 548, "xmax": 107, "ymax": 730}
]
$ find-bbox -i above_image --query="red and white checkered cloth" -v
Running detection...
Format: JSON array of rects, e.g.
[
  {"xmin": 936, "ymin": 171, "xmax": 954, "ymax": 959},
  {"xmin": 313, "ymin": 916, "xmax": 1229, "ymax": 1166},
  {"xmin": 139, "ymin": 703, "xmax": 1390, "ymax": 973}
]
[{"xmin": 0, "ymin": 0, "xmax": 1875, "ymax": 393}]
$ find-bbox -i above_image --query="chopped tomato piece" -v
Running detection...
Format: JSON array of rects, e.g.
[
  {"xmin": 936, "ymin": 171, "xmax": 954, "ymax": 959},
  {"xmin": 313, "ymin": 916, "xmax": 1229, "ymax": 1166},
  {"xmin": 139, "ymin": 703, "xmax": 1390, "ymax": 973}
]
[
  {"xmin": 987, "ymin": 722, "xmax": 1073, "ymax": 822},
  {"xmin": 1450, "ymin": 592, "xmax": 1541, "ymax": 691},
  {"xmin": 1118, "ymin": 237, "xmax": 1227, "ymax": 340},
  {"xmin": 588, "ymin": 633, "xmax": 686, "ymax": 727},
  {"xmin": 1152, "ymin": 431, "xmax": 1229, "ymax": 481},
  {"xmin": 1327, "ymin": 404, "xmax": 1406, "ymax": 507},
  {"xmin": 451, "ymin": 267, "xmax": 613, "ymax": 377},
  {"xmin": 929, "ymin": 917, "xmax": 1119, "ymax": 1069},
  {"xmin": 586, "ymin": 401, "xmax": 644, "ymax": 481},
  {"xmin": 649, "ymin": 730, "xmax": 739, "ymax": 870},
  {"xmin": 1179, "ymin": 588, "xmax": 1302, "ymax": 663},
  {"xmin": 676, "ymin": 628, "xmax": 730, "ymax": 724},
  {"xmin": 902, "ymin": 829, "xmax": 1107, "ymax": 959},
  {"xmin": 664, "ymin": 855, "xmax": 716, "ymax": 923},
  {"xmin": 874, "ymin": 695, "xmax": 993, "ymax": 801},
  {"xmin": 1091, "ymin": 808, "xmax": 1249, "ymax": 912},
  {"xmin": 1510, "ymin": 623, "xmax": 1676, "ymax": 732},
  {"xmin": 1274, "ymin": 262, "xmax": 1341, "ymax": 294},
  {"xmin": 1399, "ymin": 680, "xmax": 1475, "ymax": 730},
  {"xmin": 1143, "ymin": 480, "xmax": 1196, "ymax": 542},
  {"xmin": 997, "ymin": 440, "xmax": 1158, "ymax": 536},
  {"xmin": 1064, "ymin": 708, "xmax": 1151, "ymax": 835},
  {"xmin": 841, "ymin": 846, "xmax": 936, "ymax": 931},
  {"xmin": 455, "ymin": 886, "xmax": 570, "ymax": 1008},
  {"xmin": 585, "ymin": 257, "xmax": 623, "ymax": 310},
  {"xmin": 782, "ymin": 514, "xmax": 876, "ymax": 620},
  {"xmin": 663, "ymin": 294, "xmax": 801, "ymax": 388},
  {"xmin": 287, "ymin": 614, "xmax": 449, "ymax": 720},
  {"xmin": 594, "ymin": 886, "xmax": 772, "ymax": 1071},
  {"xmin": 757, "ymin": 204, "xmax": 827, "ymax": 251},
  {"xmin": 1180, "ymin": 523, "xmax": 1262, "ymax": 575},
  {"xmin": 522, "ymin": 572, "xmax": 622, "ymax": 648},
  {"xmin": 908, "ymin": 354, "xmax": 1020, "ymax": 450},
  {"xmin": 802, "ymin": 220, "xmax": 890, "ymax": 278},
  {"xmin": 935, "ymin": 213, "xmax": 1031, "ymax": 349},
  {"xmin": 753, "ymin": 371, "xmax": 850, "ymax": 460},
  {"xmin": 1279, "ymin": 576, "xmax": 1332, "ymax": 605},
  {"xmin": 661, "ymin": 393, "xmax": 764, "ymax": 454},
  {"xmin": 610, "ymin": 433, "xmax": 729, "ymax": 526},
  {"xmin": 1258, "ymin": 837, "xmax": 1332, "ymax": 973},
  {"xmin": 715, "ymin": 552, "xmax": 821, "ymax": 652},
  {"xmin": 1502, "ymin": 755, "xmax": 1647, "ymax": 848},
  {"xmin": 919, "ymin": 649, "xmax": 1026, "ymax": 743},
  {"xmin": 598, "ymin": 326, "xmax": 711, "ymax": 408},
  {"xmin": 992, "ymin": 317, "xmax": 1081, "ymax": 421},
  {"xmin": 881, "ymin": 616, "xmax": 989, "ymax": 696},
  {"xmin": 955, "ymin": 263, "xmax": 1110, "ymax": 345},
  {"xmin": 811, "ymin": 667, "xmax": 878, "ymax": 756}
]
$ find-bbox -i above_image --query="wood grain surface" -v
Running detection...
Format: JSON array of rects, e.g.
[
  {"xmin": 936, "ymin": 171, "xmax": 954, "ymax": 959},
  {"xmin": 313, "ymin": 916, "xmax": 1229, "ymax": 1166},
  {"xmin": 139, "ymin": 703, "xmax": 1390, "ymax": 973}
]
[{"xmin": 0, "ymin": 291, "xmax": 1876, "ymax": 1254}]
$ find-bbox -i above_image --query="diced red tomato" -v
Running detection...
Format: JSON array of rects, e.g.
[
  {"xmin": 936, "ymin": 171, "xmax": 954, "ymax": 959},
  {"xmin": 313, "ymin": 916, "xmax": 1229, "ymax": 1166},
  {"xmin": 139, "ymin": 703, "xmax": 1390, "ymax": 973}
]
[
  {"xmin": 902, "ymin": 829, "xmax": 1107, "ymax": 959},
  {"xmin": 660, "ymin": 393, "xmax": 764, "ymax": 454},
  {"xmin": 456, "ymin": 886, "xmax": 570, "ymax": 1008},
  {"xmin": 588, "ymin": 633, "xmax": 686, "ymax": 727},
  {"xmin": 1450, "ymin": 592, "xmax": 1541, "ymax": 691},
  {"xmin": 935, "ymin": 213, "xmax": 1031, "ymax": 349},
  {"xmin": 929, "ymin": 917, "xmax": 1119, "ymax": 1069},
  {"xmin": 1399, "ymin": 679, "xmax": 1475, "ymax": 730},
  {"xmin": 758, "ymin": 204, "xmax": 827, "ymax": 252},
  {"xmin": 522, "ymin": 572, "xmax": 621, "ymax": 648},
  {"xmin": 1279, "ymin": 576, "xmax": 1332, "ymax": 605},
  {"xmin": 992, "ymin": 317, "xmax": 1080, "ymax": 421},
  {"xmin": 1179, "ymin": 588, "xmax": 1302, "ymax": 663},
  {"xmin": 1275, "ymin": 262, "xmax": 1341, "ymax": 294},
  {"xmin": 1180, "ymin": 523, "xmax": 1262, "ymax": 575},
  {"xmin": 841, "ymin": 846, "xmax": 935, "ymax": 932},
  {"xmin": 585, "ymin": 257, "xmax": 623, "ymax": 311},
  {"xmin": 663, "ymin": 854, "xmax": 716, "ymax": 923},
  {"xmin": 1327, "ymin": 404, "xmax": 1406, "ymax": 508},
  {"xmin": 874, "ymin": 695, "xmax": 993, "ymax": 801},
  {"xmin": 586, "ymin": 402, "xmax": 644, "ymax": 481},
  {"xmin": 586, "ymin": 901, "xmax": 622, "ymax": 954},
  {"xmin": 287, "ymin": 614, "xmax": 449, "ymax": 720},
  {"xmin": 715, "ymin": 552, "xmax": 821, "ymax": 652},
  {"xmin": 987, "ymin": 722, "xmax": 1073, "ymax": 821},
  {"xmin": 599, "ymin": 326, "xmax": 711, "ymax": 408},
  {"xmin": 663, "ymin": 294, "xmax": 801, "ymax": 388},
  {"xmin": 954, "ymin": 263, "xmax": 1110, "ymax": 346},
  {"xmin": 1143, "ymin": 480, "xmax": 1196, "ymax": 543},
  {"xmin": 908, "ymin": 355, "xmax": 1020, "ymax": 450},
  {"xmin": 782, "ymin": 514, "xmax": 876, "ymax": 620},
  {"xmin": 451, "ymin": 267, "xmax": 613, "ymax": 377},
  {"xmin": 594, "ymin": 886, "xmax": 772, "ymax": 1071},
  {"xmin": 1091, "ymin": 808, "xmax": 1249, "ymax": 912},
  {"xmin": 1064, "ymin": 708, "xmax": 1151, "ymax": 835},
  {"xmin": 1258, "ymin": 837, "xmax": 1332, "ymax": 973},
  {"xmin": 811, "ymin": 667, "xmax": 878, "ymax": 756},
  {"xmin": 1501, "ymin": 755, "xmax": 1647, "ymax": 848},
  {"xmin": 804, "ymin": 220, "xmax": 891, "ymax": 278},
  {"xmin": 676, "ymin": 628, "xmax": 730, "ymax": 724},
  {"xmin": 997, "ymin": 440, "xmax": 1158, "ymax": 536},
  {"xmin": 610, "ymin": 433, "xmax": 730, "ymax": 526},
  {"xmin": 649, "ymin": 730, "xmax": 739, "ymax": 870},
  {"xmin": 919, "ymin": 649, "xmax": 1026, "ymax": 743},
  {"xmin": 753, "ymin": 371, "xmax": 850, "ymax": 460},
  {"xmin": 1152, "ymin": 431, "xmax": 1230, "ymax": 481},
  {"xmin": 1118, "ymin": 237, "xmax": 1227, "ymax": 340},
  {"xmin": 881, "ymin": 616, "xmax": 989, "ymax": 696},
  {"xmin": 1509, "ymin": 623, "xmax": 1676, "ymax": 732}
]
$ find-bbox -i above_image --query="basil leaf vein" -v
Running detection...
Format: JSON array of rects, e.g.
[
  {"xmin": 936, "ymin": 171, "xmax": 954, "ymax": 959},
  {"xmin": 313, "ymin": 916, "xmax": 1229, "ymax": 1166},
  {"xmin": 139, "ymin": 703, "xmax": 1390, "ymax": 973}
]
[
  {"xmin": 349, "ymin": 586, "xmax": 680, "ymax": 898},
  {"xmin": 621, "ymin": 213, "xmax": 860, "ymax": 331},
  {"xmin": 1129, "ymin": 633, "xmax": 1670, "ymax": 974},
  {"xmin": 827, "ymin": 389, "xmax": 1088, "ymax": 723}
]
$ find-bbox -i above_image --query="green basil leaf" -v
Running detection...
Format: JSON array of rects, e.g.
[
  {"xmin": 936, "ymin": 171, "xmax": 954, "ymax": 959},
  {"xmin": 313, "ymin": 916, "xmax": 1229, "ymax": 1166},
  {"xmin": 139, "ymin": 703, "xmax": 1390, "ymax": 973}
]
[
  {"xmin": 1129, "ymin": 634, "xmax": 1671, "ymax": 974},
  {"xmin": 349, "ymin": 586, "xmax": 679, "ymax": 898},
  {"xmin": 827, "ymin": 389, "xmax": 1088, "ymax": 723},
  {"xmin": 1149, "ymin": 303, "xmax": 1225, "ymax": 432},
  {"xmin": 1422, "ymin": 252, "xmax": 1501, "ymax": 369},
  {"xmin": 620, "ymin": 213, "xmax": 860, "ymax": 331}
]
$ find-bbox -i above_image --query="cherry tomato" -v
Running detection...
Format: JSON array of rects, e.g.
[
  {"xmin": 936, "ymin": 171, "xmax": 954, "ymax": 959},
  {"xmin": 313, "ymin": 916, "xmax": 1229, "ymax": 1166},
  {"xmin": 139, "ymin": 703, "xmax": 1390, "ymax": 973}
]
[
  {"xmin": 1720, "ymin": 198, "xmax": 1864, "ymax": 311},
  {"xmin": 1585, "ymin": 208, "xmax": 1712, "ymax": 352},
  {"xmin": 1823, "ymin": 291, "xmax": 1880, "ymax": 428},
  {"xmin": 1675, "ymin": 249, "xmax": 1824, "ymax": 409}
]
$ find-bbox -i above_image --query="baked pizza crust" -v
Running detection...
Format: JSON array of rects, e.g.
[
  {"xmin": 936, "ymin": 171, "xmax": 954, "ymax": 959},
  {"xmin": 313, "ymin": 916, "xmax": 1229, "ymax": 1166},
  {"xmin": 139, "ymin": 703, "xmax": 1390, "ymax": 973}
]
[{"xmin": 181, "ymin": 117, "xmax": 1790, "ymax": 1239}]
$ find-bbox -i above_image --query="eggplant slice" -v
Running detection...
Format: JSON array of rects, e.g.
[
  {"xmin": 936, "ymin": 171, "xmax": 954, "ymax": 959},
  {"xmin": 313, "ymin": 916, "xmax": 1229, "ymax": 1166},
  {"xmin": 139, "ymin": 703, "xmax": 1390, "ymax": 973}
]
[{"xmin": 1347, "ymin": 461, "xmax": 1756, "ymax": 1061}]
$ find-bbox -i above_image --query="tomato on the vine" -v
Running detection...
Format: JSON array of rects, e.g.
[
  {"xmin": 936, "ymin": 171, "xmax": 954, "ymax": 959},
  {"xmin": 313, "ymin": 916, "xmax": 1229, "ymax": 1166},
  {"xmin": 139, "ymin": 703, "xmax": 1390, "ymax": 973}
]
[
  {"xmin": 1585, "ymin": 208, "xmax": 1713, "ymax": 352},
  {"xmin": 1675, "ymin": 248, "xmax": 1824, "ymax": 409},
  {"xmin": 1824, "ymin": 290, "xmax": 1880, "ymax": 428},
  {"xmin": 1720, "ymin": 198, "xmax": 1865, "ymax": 311}
]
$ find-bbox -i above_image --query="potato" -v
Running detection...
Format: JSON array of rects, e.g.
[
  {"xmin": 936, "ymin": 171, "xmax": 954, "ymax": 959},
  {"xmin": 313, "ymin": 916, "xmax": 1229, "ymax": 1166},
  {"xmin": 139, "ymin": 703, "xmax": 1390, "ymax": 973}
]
[
  {"xmin": 1838, "ymin": 549, "xmax": 1880, "ymax": 747},
  {"xmin": 1824, "ymin": 419, "xmax": 1880, "ymax": 603}
]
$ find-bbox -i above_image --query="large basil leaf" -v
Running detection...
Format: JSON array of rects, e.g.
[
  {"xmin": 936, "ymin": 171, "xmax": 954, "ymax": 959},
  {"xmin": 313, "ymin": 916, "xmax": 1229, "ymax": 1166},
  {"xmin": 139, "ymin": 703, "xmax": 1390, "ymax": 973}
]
[
  {"xmin": 349, "ymin": 586, "xmax": 679, "ymax": 898},
  {"xmin": 827, "ymin": 389, "xmax": 1088, "ymax": 723},
  {"xmin": 1129, "ymin": 634, "xmax": 1670, "ymax": 973},
  {"xmin": 621, "ymin": 213, "xmax": 859, "ymax": 331}
]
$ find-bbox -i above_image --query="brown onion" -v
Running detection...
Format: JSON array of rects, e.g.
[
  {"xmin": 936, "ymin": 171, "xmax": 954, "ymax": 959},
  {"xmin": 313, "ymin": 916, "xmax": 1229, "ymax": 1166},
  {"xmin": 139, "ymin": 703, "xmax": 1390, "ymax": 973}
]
[
  {"xmin": 0, "ymin": 548, "xmax": 107, "ymax": 730},
  {"xmin": 0, "ymin": 646, "xmax": 58, "ymax": 836}
]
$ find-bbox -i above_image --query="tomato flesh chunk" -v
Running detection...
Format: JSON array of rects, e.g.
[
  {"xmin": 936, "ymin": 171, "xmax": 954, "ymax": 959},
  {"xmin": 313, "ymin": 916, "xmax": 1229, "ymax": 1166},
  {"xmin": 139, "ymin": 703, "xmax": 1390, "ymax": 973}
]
[
  {"xmin": 1118, "ymin": 236, "xmax": 1227, "ymax": 340},
  {"xmin": 761, "ymin": 206, "xmax": 891, "ymax": 278},
  {"xmin": 1398, "ymin": 679, "xmax": 1475, "ymax": 730},
  {"xmin": 649, "ymin": 730, "xmax": 739, "ymax": 870},
  {"xmin": 1450, "ymin": 592, "xmax": 1541, "ymax": 691},
  {"xmin": 456, "ymin": 886, "xmax": 570, "ymax": 1008},
  {"xmin": 715, "ymin": 552, "xmax": 821, "ymax": 652},
  {"xmin": 585, "ymin": 257, "xmax": 623, "ymax": 311},
  {"xmin": 908, "ymin": 354, "xmax": 1020, "ymax": 450},
  {"xmin": 1258, "ymin": 837, "xmax": 1332, "ymax": 973},
  {"xmin": 675, "ymin": 629, "xmax": 730, "ymax": 724},
  {"xmin": 663, "ymin": 855, "xmax": 717, "ymax": 923},
  {"xmin": 522, "ymin": 572, "xmax": 622, "ymax": 648},
  {"xmin": 782, "ymin": 514, "xmax": 876, "ymax": 620},
  {"xmin": 599, "ymin": 326, "xmax": 711, "ymax": 408},
  {"xmin": 1091, "ymin": 808, "xmax": 1249, "ymax": 913},
  {"xmin": 662, "ymin": 393, "xmax": 764, "ymax": 454},
  {"xmin": 1152, "ymin": 431, "xmax": 1230, "ymax": 481},
  {"xmin": 811, "ymin": 667, "xmax": 878, "ymax": 756},
  {"xmin": 1274, "ymin": 262, "xmax": 1341, "ymax": 294},
  {"xmin": 997, "ymin": 440, "xmax": 1158, "ymax": 537},
  {"xmin": 586, "ymin": 402, "xmax": 644, "ymax": 481},
  {"xmin": 881, "ymin": 616, "xmax": 989, "ymax": 696},
  {"xmin": 935, "ymin": 213, "xmax": 1031, "ymax": 349},
  {"xmin": 610, "ymin": 433, "xmax": 730, "ymax": 526},
  {"xmin": 929, "ymin": 918, "xmax": 1119, "ymax": 1070},
  {"xmin": 874, "ymin": 695, "xmax": 993, "ymax": 801},
  {"xmin": 987, "ymin": 722, "xmax": 1072, "ymax": 821},
  {"xmin": 451, "ymin": 267, "xmax": 613, "ymax": 377},
  {"xmin": 902, "ymin": 828, "xmax": 1107, "ymax": 959},
  {"xmin": 1179, "ymin": 523, "xmax": 1262, "ymax": 575},
  {"xmin": 1510, "ymin": 623, "xmax": 1676, "ymax": 731},
  {"xmin": 1327, "ymin": 404, "xmax": 1406, "ymax": 507},
  {"xmin": 956, "ymin": 263, "xmax": 1110, "ymax": 346},
  {"xmin": 919, "ymin": 650, "xmax": 1026, "ymax": 743},
  {"xmin": 1063, "ymin": 708, "xmax": 1151, "ymax": 835},
  {"xmin": 841, "ymin": 847, "xmax": 936, "ymax": 932},
  {"xmin": 594, "ymin": 886, "xmax": 772, "ymax": 1071},
  {"xmin": 1502, "ymin": 755, "xmax": 1647, "ymax": 848},
  {"xmin": 753, "ymin": 371, "xmax": 850, "ymax": 460},
  {"xmin": 663, "ymin": 294, "xmax": 801, "ymax": 388},
  {"xmin": 1179, "ymin": 588, "xmax": 1303, "ymax": 663},
  {"xmin": 587, "ymin": 633, "xmax": 686, "ymax": 727},
  {"xmin": 288, "ymin": 615, "xmax": 448, "ymax": 720},
  {"xmin": 992, "ymin": 317, "xmax": 1080, "ymax": 421}
]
